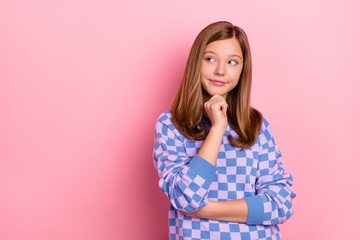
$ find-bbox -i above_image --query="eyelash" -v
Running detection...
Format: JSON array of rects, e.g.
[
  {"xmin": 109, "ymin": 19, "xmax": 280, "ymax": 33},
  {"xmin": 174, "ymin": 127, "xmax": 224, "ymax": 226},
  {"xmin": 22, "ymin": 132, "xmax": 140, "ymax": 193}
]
[
  {"xmin": 205, "ymin": 57, "xmax": 215, "ymax": 62},
  {"xmin": 204, "ymin": 57, "xmax": 238, "ymax": 65},
  {"xmin": 229, "ymin": 60, "xmax": 238, "ymax": 65}
]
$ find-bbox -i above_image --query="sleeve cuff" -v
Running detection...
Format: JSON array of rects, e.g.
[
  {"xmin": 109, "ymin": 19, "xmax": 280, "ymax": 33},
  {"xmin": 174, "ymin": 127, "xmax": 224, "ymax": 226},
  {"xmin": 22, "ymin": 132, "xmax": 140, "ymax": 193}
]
[
  {"xmin": 244, "ymin": 195, "xmax": 265, "ymax": 225},
  {"xmin": 187, "ymin": 154, "xmax": 216, "ymax": 182}
]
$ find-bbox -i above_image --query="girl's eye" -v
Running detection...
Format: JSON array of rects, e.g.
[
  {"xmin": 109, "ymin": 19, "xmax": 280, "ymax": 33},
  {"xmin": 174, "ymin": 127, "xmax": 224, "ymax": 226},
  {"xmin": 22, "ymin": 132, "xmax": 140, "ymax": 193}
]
[
  {"xmin": 229, "ymin": 60, "xmax": 238, "ymax": 65},
  {"xmin": 205, "ymin": 57, "xmax": 215, "ymax": 62}
]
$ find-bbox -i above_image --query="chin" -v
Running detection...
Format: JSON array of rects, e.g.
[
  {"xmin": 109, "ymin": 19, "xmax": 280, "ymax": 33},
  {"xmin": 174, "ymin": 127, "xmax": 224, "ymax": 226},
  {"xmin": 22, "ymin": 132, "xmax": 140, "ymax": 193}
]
[
  {"xmin": 202, "ymin": 86, "xmax": 227, "ymax": 97},
  {"xmin": 209, "ymin": 90, "xmax": 226, "ymax": 97}
]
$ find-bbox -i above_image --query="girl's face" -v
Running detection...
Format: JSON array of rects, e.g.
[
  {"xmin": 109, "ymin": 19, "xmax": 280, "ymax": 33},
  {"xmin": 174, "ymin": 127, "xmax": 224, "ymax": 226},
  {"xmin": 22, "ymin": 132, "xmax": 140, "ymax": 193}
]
[{"xmin": 200, "ymin": 37, "xmax": 243, "ymax": 100}]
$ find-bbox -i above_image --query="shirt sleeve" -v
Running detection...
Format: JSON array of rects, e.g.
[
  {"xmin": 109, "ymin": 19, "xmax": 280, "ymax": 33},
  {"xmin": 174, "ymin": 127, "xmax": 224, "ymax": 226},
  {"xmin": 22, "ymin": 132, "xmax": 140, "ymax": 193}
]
[
  {"xmin": 152, "ymin": 114, "xmax": 217, "ymax": 213},
  {"xmin": 244, "ymin": 117, "xmax": 296, "ymax": 225}
]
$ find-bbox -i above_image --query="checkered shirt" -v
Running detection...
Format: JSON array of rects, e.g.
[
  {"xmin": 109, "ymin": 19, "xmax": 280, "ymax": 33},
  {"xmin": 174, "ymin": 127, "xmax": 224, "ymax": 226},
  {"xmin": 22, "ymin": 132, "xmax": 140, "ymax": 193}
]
[{"xmin": 153, "ymin": 110, "xmax": 296, "ymax": 240}]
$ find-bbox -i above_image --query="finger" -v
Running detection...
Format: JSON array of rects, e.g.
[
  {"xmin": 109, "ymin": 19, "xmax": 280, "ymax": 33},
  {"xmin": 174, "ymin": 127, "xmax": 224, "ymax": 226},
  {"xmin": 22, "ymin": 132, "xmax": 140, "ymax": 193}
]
[
  {"xmin": 209, "ymin": 102, "xmax": 224, "ymax": 112},
  {"xmin": 210, "ymin": 94, "xmax": 224, "ymax": 101},
  {"xmin": 208, "ymin": 98, "xmax": 226, "ymax": 105},
  {"xmin": 210, "ymin": 99, "xmax": 227, "ymax": 109},
  {"xmin": 219, "ymin": 101, "xmax": 227, "ymax": 115},
  {"xmin": 222, "ymin": 104, "xmax": 227, "ymax": 116}
]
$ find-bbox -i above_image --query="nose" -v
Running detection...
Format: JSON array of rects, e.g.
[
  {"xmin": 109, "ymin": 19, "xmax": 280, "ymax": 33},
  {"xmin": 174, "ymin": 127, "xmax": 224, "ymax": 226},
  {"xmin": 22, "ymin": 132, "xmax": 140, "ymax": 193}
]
[{"xmin": 214, "ymin": 61, "xmax": 225, "ymax": 76}]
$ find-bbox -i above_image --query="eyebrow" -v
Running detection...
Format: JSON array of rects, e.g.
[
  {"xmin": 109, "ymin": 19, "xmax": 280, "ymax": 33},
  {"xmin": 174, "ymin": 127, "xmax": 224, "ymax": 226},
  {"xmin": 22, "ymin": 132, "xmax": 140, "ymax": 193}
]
[{"xmin": 204, "ymin": 51, "xmax": 242, "ymax": 59}]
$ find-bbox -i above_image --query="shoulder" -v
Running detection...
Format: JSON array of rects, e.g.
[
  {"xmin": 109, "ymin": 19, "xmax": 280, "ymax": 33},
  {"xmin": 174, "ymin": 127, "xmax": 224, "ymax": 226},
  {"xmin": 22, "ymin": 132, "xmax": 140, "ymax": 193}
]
[
  {"xmin": 258, "ymin": 113, "xmax": 277, "ymax": 148},
  {"xmin": 248, "ymin": 107, "xmax": 272, "ymax": 141},
  {"xmin": 260, "ymin": 114, "xmax": 272, "ymax": 135},
  {"xmin": 155, "ymin": 110, "xmax": 175, "ymax": 133},
  {"xmin": 154, "ymin": 110, "xmax": 185, "ymax": 141},
  {"xmin": 155, "ymin": 110, "xmax": 173, "ymax": 126},
  {"xmin": 258, "ymin": 113, "xmax": 274, "ymax": 140}
]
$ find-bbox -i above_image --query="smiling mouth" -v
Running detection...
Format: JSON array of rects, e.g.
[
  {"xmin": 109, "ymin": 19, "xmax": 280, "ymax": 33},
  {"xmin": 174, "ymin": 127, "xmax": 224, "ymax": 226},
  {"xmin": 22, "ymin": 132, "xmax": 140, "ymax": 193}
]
[{"xmin": 209, "ymin": 79, "xmax": 226, "ymax": 86}]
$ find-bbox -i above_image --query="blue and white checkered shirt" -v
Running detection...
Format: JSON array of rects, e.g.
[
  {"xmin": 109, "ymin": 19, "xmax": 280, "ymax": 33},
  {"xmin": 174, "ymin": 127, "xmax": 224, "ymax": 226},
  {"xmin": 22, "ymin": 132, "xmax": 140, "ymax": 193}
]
[{"xmin": 153, "ymin": 110, "xmax": 296, "ymax": 240}]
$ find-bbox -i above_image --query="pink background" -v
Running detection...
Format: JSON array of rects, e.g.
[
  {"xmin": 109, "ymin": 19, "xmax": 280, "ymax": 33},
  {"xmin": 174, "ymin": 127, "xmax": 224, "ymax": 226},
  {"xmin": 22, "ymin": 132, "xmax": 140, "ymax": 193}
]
[{"xmin": 1, "ymin": 0, "xmax": 359, "ymax": 239}]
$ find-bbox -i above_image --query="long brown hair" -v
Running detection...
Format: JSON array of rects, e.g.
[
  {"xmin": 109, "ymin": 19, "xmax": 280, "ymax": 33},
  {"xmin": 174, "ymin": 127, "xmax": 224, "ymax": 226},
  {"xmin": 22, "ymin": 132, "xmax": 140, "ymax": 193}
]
[{"xmin": 171, "ymin": 21, "xmax": 263, "ymax": 149}]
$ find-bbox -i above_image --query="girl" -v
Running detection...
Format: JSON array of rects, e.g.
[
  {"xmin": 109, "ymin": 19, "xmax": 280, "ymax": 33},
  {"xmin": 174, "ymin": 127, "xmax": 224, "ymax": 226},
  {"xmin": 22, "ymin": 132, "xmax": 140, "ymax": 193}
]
[{"xmin": 153, "ymin": 21, "xmax": 296, "ymax": 240}]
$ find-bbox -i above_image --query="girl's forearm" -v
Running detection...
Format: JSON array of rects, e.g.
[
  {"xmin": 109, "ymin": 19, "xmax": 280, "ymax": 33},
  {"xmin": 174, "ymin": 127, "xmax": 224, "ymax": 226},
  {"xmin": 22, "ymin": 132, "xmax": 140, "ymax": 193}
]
[
  {"xmin": 184, "ymin": 199, "xmax": 248, "ymax": 223},
  {"xmin": 197, "ymin": 127, "xmax": 225, "ymax": 166}
]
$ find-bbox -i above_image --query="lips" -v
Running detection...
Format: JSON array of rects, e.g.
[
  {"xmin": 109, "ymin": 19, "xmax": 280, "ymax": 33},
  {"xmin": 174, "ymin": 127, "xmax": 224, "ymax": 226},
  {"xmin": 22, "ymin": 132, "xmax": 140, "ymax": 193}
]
[{"xmin": 209, "ymin": 79, "xmax": 226, "ymax": 86}]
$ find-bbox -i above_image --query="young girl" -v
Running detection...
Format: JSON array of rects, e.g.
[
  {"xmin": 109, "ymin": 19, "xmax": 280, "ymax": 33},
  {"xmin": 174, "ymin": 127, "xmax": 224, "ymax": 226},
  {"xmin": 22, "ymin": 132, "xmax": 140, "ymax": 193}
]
[{"xmin": 153, "ymin": 21, "xmax": 296, "ymax": 240}]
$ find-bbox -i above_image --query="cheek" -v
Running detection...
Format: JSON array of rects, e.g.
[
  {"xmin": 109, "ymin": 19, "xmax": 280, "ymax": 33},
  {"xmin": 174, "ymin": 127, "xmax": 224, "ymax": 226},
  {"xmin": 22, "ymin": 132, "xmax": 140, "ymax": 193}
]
[
  {"xmin": 200, "ymin": 65, "xmax": 212, "ymax": 83},
  {"xmin": 228, "ymin": 70, "xmax": 241, "ymax": 81},
  {"xmin": 200, "ymin": 70, "xmax": 207, "ymax": 87},
  {"xmin": 201, "ymin": 64, "xmax": 211, "ymax": 76},
  {"xmin": 200, "ymin": 68, "xmax": 205, "ymax": 82},
  {"xmin": 231, "ymin": 67, "xmax": 243, "ymax": 79}
]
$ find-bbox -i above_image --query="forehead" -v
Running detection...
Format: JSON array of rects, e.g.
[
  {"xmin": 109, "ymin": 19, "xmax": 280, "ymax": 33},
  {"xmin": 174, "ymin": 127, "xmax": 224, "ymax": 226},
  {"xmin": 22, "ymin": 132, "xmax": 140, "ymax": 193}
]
[{"xmin": 204, "ymin": 38, "xmax": 243, "ymax": 56}]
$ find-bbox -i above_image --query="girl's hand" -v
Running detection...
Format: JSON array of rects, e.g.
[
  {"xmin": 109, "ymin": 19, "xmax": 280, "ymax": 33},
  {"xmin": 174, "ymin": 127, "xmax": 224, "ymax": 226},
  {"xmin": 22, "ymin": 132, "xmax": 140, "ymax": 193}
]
[
  {"xmin": 183, "ymin": 210, "xmax": 199, "ymax": 218},
  {"xmin": 182, "ymin": 200, "xmax": 213, "ymax": 218},
  {"xmin": 204, "ymin": 94, "xmax": 228, "ymax": 134}
]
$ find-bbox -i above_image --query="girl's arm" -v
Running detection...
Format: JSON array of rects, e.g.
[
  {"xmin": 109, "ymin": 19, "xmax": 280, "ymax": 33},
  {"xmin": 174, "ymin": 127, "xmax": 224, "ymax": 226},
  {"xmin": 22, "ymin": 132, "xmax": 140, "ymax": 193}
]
[
  {"xmin": 184, "ymin": 199, "xmax": 248, "ymax": 223},
  {"xmin": 152, "ymin": 95, "xmax": 230, "ymax": 214},
  {"xmin": 183, "ymin": 94, "xmax": 250, "ymax": 222},
  {"xmin": 196, "ymin": 126, "xmax": 225, "ymax": 166},
  {"xmin": 184, "ymin": 117, "xmax": 296, "ymax": 225},
  {"xmin": 197, "ymin": 93, "xmax": 228, "ymax": 166}
]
